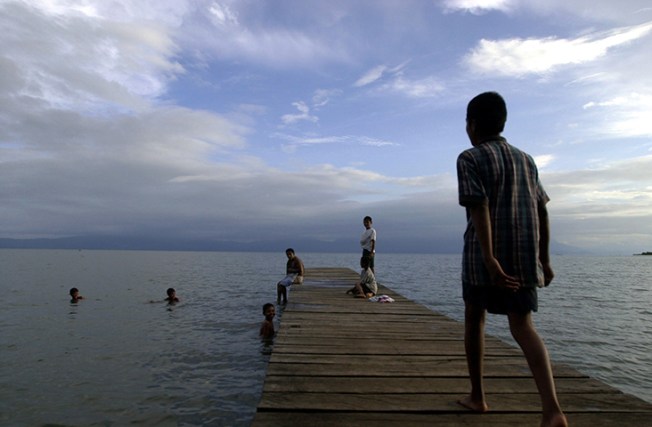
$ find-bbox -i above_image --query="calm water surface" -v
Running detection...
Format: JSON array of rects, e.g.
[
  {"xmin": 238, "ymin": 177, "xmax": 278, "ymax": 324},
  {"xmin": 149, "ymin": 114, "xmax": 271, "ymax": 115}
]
[{"xmin": 1, "ymin": 250, "xmax": 651, "ymax": 426}]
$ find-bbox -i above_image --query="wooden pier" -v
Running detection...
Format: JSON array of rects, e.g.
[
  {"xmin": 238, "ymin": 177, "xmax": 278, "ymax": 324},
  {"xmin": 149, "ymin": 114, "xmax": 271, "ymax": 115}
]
[{"xmin": 253, "ymin": 268, "xmax": 652, "ymax": 426}]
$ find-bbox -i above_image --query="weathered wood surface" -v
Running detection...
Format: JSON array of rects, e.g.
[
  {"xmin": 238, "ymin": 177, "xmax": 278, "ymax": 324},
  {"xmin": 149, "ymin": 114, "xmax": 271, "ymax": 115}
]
[{"xmin": 253, "ymin": 268, "xmax": 652, "ymax": 426}]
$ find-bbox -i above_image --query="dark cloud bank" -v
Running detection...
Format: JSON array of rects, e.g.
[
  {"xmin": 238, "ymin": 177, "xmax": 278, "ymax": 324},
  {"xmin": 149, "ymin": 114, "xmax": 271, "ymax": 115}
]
[{"xmin": 0, "ymin": 235, "xmax": 586, "ymax": 255}]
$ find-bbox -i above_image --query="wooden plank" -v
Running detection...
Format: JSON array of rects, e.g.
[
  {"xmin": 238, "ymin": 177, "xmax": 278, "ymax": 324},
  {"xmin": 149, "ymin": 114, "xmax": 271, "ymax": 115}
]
[
  {"xmin": 252, "ymin": 412, "xmax": 652, "ymax": 427},
  {"xmin": 261, "ymin": 376, "xmax": 617, "ymax": 395},
  {"xmin": 264, "ymin": 358, "xmax": 584, "ymax": 378},
  {"xmin": 257, "ymin": 391, "xmax": 652, "ymax": 412},
  {"xmin": 271, "ymin": 339, "xmax": 519, "ymax": 354},
  {"xmin": 253, "ymin": 268, "xmax": 652, "ymax": 426}
]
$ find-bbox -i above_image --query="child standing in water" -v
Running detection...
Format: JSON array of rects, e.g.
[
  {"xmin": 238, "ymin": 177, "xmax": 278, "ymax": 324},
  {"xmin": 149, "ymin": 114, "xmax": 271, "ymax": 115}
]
[{"xmin": 260, "ymin": 303, "xmax": 276, "ymax": 339}]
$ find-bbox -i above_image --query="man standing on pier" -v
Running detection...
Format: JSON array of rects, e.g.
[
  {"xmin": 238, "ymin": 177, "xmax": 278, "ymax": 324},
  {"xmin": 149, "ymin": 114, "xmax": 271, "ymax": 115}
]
[{"xmin": 456, "ymin": 91, "xmax": 567, "ymax": 427}]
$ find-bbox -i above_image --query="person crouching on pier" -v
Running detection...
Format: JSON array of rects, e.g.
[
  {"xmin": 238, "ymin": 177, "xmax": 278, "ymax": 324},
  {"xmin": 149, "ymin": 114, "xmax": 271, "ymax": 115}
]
[{"xmin": 349, "ymin": 257, "xmax": 377, "ymax": 298}]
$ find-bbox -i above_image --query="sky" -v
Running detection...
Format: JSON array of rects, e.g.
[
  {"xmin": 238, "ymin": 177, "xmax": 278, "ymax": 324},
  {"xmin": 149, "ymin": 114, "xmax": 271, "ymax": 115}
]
[{"xmin": 1, "ymin": 0, "xmax": 652, "ymax": 255}]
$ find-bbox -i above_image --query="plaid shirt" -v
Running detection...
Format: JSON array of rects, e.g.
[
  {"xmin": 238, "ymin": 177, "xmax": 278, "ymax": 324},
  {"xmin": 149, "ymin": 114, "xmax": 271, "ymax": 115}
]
[{"xmin": 457, "ymin": 137, "xmax": 549, "ymax": 288}]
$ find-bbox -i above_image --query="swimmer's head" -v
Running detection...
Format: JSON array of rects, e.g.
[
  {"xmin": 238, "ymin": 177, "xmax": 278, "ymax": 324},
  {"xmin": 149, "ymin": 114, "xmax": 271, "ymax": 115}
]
[
  {"xmin": 166, "ymin": 288, "xmax": 175, "ymax": 297},
  {"xmin": 262, "ymin": 303, "xmax": 275, "ymax": 320},
  {"xmin": 69, "ymin": 287, "xmax": 79, "ymax": 297}
]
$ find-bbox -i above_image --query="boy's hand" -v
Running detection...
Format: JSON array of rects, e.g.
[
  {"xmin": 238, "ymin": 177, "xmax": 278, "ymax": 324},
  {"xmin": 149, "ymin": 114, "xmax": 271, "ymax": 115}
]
[{"xmin": 486, "ymin": 257, "xmax": 520, "ymax": 291}]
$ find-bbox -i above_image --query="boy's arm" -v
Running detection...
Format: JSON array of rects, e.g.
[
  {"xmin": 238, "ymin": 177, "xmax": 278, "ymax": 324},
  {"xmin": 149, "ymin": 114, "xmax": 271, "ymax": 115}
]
[
  {"xmin": 538, "ymin": 202, "xmax": 554, "ymax": 286},
  {"xmin": 469, "ymin": 204, "xmax": 520, "ymax": 290}
]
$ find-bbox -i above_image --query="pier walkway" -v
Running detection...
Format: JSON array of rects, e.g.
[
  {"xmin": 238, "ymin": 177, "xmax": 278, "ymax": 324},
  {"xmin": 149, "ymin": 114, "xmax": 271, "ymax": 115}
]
[{"xmin": 253, "ymin": 268, "xmax": 652, "ymax": 426}]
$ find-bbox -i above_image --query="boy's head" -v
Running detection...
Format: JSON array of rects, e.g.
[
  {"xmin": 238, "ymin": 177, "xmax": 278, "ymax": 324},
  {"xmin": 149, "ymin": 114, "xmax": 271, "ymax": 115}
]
[
  {"xmin": 262, "ymin": 303, "xmax": 275, "ymax": 319},
  {"xmin": 466, "ymin": 91, "xmax": 507, "ymax": 138},
  {"xmin": 363, "ymin": 216, "xmax": 373, "ymax": 228},
  {"xmin": 166, "ymin": 288, "xmax": 176, "ymax": 297},
  {"xmin": 69, "ymin": 287, "xmax": 79, "ymax": 297},
  {"xmin": 285, "ymin": 248, "xmax": 295, "ymax": 258}
]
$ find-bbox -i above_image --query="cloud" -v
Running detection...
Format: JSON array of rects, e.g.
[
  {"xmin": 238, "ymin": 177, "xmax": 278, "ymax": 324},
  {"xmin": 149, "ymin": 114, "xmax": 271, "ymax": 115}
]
[
  {"xmin": 280, "ymin": 101, "xmax": 319, "ymax": 125},
  {"xmin": 312, "ymin": 89, "xmax": 341, "ymax": 108},
  {"xmin": 542, "ymin": 155, "xmax": 652, "ymax": 251},
  {"xmin": 442, "ymin": 0, "xmax": 514, "ymax": 14},
  {"xmin": 545, "ymin": 155, "xmax": 652, "ymax": 216},
  {"xmin": 381, "ymin": 75, "xmax": 445, "ymax": 98},
  {"xmin": 279, "ymin": 89, "xmax": 341, "ymax": 127},
  {"xmin": 354, "ymin": 65, "xmax": 444, "ymax": 98},
  {"xmin": 3, "ymin": 0, "xmax": 651, "ymax": 255},
  {"xmin": 445, "ymin": 0, "xmax": 652, "ymax": 25},
  {"xmin": 354, "ymin": 65, "xmax": 389, "ymax": 87},
  {"xmin": 534, "ymin": 154, "xmax": 555, "ymax": 169},
  {"xmin": 464, "ymin": 21, "xmax": 652, "ymax": 77},
  {"xmin": 523, "ymin": 0, "xmax": 652, "ymax": 25},
  {"xmin": 182, "ymin": 0, "xmax": 350, "ymax": 68},
  {"xmin": 1, "ymin": 1, "xmax": 185, "ymax": 113},
  {"xmin": 208, "ymin": 1, "xmax": 238, "ymax": 25},
  {"xmin": 273, "ymin": 133, "xmax": 398, "ymax": 153},
  {"xmin": 582, "ymin": 92, "xmax": 652, "ymax": 138}
]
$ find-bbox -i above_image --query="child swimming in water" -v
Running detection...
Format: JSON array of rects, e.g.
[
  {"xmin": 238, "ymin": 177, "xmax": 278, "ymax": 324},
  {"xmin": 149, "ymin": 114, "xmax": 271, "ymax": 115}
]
[
  {"xmin": 69, "ymin": 287, "xmax": 84, "ymax": 303},
  {"xmin": 164, "ymin": 288, "xmax": 180, "ymax": 304}
]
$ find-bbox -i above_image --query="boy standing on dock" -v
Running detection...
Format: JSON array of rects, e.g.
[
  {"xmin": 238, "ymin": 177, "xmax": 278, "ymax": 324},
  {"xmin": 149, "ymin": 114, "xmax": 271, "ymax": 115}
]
[
  {"xmin": 456, "ymin": 92, "xmax": 567, "ymax": 427},
  {"xmin": 360, "ymin": 216, "xmax": 376, "ymax": 273}
]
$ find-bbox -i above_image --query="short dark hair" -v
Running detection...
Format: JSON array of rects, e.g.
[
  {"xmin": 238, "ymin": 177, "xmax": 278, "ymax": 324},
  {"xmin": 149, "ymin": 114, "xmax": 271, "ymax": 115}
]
[
  {"xmin": 263, "ymin": 302, "xmax": 274, "ymax": 313},
  {"xmin": 166, "ymin": 288, "xmax": 175, "ymax": 296},
  {"xmin": 285, "ymin": 248, "xmax": 295, "ymax": 254},
  {"xmin": 466, "ymin": 91, "xmax": 507, "ymax": 136},
  {"xmin": 363, "ymin": 216, "xmax": 372, "ymax": 223},
  {"xmin": 69, "ymin": 287, "xmax": 79, "ymax": 296}
]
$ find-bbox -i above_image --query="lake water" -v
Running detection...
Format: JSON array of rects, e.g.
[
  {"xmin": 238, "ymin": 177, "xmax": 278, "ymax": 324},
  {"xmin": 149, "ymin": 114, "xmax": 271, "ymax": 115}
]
[{"xmin": 1, "ymin": 249, "xmax": 651, "ymax": 426}]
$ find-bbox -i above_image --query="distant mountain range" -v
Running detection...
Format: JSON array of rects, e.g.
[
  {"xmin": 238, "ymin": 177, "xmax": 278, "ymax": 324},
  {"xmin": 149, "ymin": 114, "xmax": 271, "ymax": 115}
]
[{"xmin": 0, "ymin": 235, "xmax": 590, "ymax": 255}]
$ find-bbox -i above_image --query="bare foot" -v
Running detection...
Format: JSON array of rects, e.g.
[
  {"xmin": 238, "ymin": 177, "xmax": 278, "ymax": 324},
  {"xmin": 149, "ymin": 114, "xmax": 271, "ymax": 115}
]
[
  {"xmin": 457, "ymin": 395, "xmax": 488, "ymax": 413},
  {"xmin": 541, "ymin": 412, "xmax": 568, "ymax": 427}
]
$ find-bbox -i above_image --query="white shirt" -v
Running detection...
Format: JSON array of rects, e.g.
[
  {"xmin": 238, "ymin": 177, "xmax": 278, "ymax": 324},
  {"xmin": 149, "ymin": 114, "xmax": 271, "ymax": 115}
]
[{"xmin": 360, "ymin": 227, "xmax": 376, "ymax": 252}]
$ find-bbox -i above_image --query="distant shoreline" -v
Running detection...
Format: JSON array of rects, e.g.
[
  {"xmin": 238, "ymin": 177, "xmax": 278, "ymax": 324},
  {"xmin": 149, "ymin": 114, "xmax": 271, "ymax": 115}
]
[{"xmin": 634, "ymin": 251, "xmax": 652, "ymax": 256}]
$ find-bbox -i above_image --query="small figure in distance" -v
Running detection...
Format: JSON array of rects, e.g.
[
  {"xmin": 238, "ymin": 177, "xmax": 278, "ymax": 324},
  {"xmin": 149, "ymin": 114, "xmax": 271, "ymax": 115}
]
[
  {"xmin": 70, "ymin": 287, "xmax": 84, "ymax": 303},
  {"xmin": 360, "ymin": 216, "xmax": 376, "ymax": 273},
  {"xmin": 456, "ymin": 91, "xmax": 567, "ymax": 427},
  {"xmin": 276, "ymin": 248, "xmax": 304, "ymax": 305},
  {"xmin": 260, "ymin": 303, "xmax": 276, "ymax": 339},
  {"xmin": 164, "ymin": 287, "xmax": 180, "ymax": 304},
  {"xmin": 347, "ymin": 257, "xmax": 377, "ymax": 298}
]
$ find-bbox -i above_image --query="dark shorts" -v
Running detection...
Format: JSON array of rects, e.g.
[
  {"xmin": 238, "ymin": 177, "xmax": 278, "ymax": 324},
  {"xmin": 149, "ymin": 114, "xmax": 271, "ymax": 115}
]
[
  {"xmin": 362, "ymin": 249, "xmax": 375, "ymax": 270},
  {"xmin": 463, "ymin": 282, "xmax": 538, "ymax": 314}
]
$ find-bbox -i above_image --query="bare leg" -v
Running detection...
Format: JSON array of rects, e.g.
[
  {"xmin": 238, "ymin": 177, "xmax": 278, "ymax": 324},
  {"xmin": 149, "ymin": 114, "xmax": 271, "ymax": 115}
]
[
  {"xmin": 459, "ymin": 302, "xmax": 489, "ymax": 412},
  {"xmin": 508, "ymin": 312, "xmax": 567, "ymax": 427},
  {"xmin": 276, "ymin": 283, "xmax": 283, "ymax": 304},
  {"xmin": 354, "ymin": 283, "xmax": 367, "ymax": 298},
  {"xmin": 280, "ymin": 285, "xmax": 288, "ymax": 304}
]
